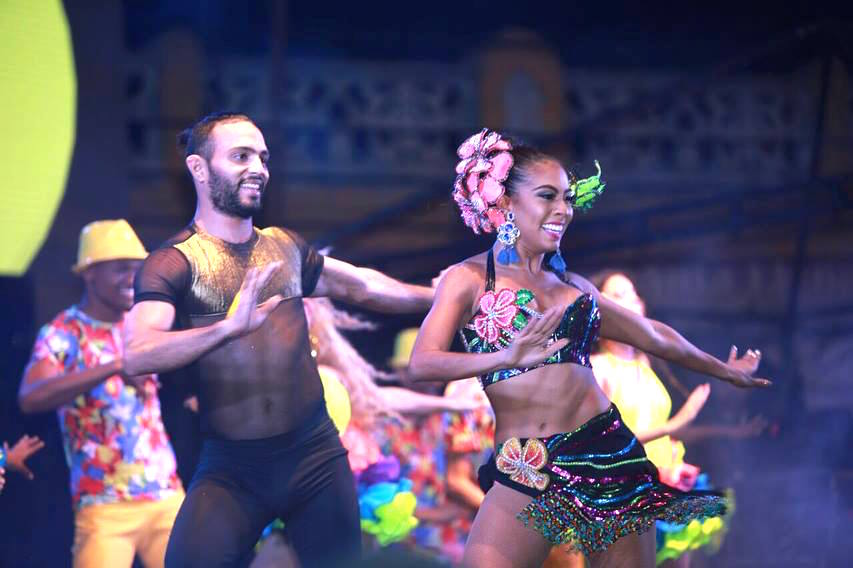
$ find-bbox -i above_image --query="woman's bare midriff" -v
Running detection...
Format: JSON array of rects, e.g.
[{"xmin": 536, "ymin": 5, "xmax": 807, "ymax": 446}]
[{"xmin": 485, "ymin": 362, "xmax": 611, "ymax": 443}]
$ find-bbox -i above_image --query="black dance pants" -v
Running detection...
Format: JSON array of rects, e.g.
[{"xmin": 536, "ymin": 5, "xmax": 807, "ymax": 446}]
[{"xmin": 165, "ymin": 402, "xmax": 360, "ymax": 567}]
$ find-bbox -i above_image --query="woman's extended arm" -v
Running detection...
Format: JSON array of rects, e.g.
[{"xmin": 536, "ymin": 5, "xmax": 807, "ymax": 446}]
[{"xmin": 593, "ymin": 289, "xmax": 770, "ymax": 388}]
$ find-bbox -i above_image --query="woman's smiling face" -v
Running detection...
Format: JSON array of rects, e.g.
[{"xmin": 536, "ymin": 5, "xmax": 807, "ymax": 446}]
[{"xmin": 507, "ymin": 159, "xmax": 574, "ymax": 254}]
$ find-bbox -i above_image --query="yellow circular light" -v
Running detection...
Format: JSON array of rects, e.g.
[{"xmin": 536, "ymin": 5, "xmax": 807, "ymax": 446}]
[{"xmin": 0, "ymin": 0, "xmax": 76, "ymax": 275}]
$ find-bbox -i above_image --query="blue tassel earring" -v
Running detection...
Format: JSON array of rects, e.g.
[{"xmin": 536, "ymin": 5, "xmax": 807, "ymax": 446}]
[
  {"xmin": 548, "ymin": 249, "xmax": 567, "ymax": 273},
  {"xmin": 496, "ymin": 212, "xmax": 521, "ymax": 265}
]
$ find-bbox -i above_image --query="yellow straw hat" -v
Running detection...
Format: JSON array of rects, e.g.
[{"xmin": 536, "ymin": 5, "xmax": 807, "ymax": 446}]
[
  {"xmin": 71, "ymin": 219, "xmax": 148, "ymax": 273},
  {"xmin": 388, "ymin": 327, "xmax": 419, "ymax": 370}
]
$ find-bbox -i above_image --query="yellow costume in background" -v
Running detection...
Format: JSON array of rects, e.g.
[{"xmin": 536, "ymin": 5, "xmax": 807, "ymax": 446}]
[
  {"xmin": 591, "ymin": 352, "xmax": 685, "ymax": 470},
  {"xmin": 319, "ymin": 367, "xmax": 352, "ymax": 434}
]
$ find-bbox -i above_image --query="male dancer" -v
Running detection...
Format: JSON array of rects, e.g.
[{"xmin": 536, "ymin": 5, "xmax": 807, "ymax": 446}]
[
  {"xmin": 124, "ymin": 112, "xmax": 433, "ymax": 567},
  {"xmin": 20, "ymin": 220, "xmax": 183, "ymax": 568}
]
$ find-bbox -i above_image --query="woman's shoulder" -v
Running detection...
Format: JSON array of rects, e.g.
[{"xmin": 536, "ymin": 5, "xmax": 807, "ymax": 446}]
[
  {"xmin": 460, "ymin": 250, "xmax": 490, "ymax": 268},
  {"xmin": 441, "ymin": 253, "xmax": 489, "ymax": 286},
  {"xmin": 564, "ymin": 271, "xmax": 600, "ymax": 298},
  {"xmin": 431, "ymin": 254, "xmax": 491, "ymax": 314}
]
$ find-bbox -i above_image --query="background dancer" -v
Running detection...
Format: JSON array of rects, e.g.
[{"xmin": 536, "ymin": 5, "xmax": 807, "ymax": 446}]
[
  {"xmin": 19, "ymin": 220, "xmax": 183, "ymax": 568},
  {"xmin": 378, "ymin": 328, "xmax": 496, "ymax": 565},
  {"xmin": 306, "ymin": 299, "xmax": 483, "ymax": 550},
  {"xmin": 590, "ymin": 270, "xmax": 766, "ymax": 567}
]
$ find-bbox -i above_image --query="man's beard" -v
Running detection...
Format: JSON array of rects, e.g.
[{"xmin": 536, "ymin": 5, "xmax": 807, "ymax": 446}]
[{"xmin": 209, "ymin": 169, "xmax": 263, "ymax": 219}]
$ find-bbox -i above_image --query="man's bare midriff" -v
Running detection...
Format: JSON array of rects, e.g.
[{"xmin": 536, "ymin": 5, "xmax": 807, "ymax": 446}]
[{"xmin": 188, "ymin": 304, "xmax": 326, "ymax": 440}]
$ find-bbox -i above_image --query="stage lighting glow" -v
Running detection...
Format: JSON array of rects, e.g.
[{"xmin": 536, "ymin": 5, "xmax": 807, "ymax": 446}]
[{"xmin": 0, "ymin": 0, "xmax": 76, "ymax": 276}]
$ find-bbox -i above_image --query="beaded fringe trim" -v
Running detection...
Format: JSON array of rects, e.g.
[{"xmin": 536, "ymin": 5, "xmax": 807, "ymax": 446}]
[{"xmin": 518, "ymin": 488, "xmax": 726, "ymax": 556}]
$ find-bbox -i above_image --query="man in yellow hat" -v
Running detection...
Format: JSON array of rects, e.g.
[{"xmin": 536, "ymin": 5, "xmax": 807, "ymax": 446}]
[
  {"xmin": 19, "ymin": 219, "xmax": 184, "ymax": 568},
  {"xmin": 123, "ymin": 112, "xmax": 434, "ymax": 567}
]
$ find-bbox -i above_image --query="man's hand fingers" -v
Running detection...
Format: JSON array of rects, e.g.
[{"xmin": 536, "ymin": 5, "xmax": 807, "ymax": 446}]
[{"xmin": 257, "ymin": 294, "xmax": 284, "ymax": 316}]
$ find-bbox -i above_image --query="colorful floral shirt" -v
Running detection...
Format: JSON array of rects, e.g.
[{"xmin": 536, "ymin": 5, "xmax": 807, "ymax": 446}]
[
  {"xmin": 380, "ymin": 414, "xmax": 446, "ymax": 509},
  {"xmin": 380, "ymin": 405, "xmax": 495, "ymax": 564},
  {"xmin": 25, "ymin": 306, "xmax": 182, "ymax": 510}
]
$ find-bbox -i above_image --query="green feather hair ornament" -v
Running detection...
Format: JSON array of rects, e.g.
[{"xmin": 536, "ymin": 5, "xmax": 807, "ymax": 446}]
[{"xmin": 571, "ymin": 160, "xmax": 606, "ymax": 211}]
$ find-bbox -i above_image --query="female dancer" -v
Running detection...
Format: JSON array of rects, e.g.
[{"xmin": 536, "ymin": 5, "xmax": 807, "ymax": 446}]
[
  {"xmin": 591, "ymin": 270, "xmax": 766, "ymax": 567},
  {"xmin": 408, "ymin": 129, "xmax": 769, "ymax": 567}
]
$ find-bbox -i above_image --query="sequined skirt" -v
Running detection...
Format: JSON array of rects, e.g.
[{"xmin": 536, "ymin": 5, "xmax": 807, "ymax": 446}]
[{"xmin": 477, "ymin": 404, "xmax": 727, "ymax": 556}]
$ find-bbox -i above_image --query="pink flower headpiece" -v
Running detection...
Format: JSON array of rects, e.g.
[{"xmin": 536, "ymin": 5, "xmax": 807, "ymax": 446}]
[{"xmin": 452, "ymin": 128, "xmax": 514, "ymax": 234}]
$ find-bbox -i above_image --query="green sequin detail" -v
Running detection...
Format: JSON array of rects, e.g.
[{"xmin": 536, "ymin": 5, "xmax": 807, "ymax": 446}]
[
  {"xmin": 515, "ymin": 288, "xmax": 534, "ymax": 306},
  {"xmin": 552, "ymin": 456, "xmax": 649, "ymax": 470}
]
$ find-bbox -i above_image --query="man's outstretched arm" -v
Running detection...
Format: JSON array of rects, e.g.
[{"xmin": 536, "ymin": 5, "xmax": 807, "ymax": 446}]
[{"xmin": 311, "ymin": 256, "xmax": 433, "ymax": 313}]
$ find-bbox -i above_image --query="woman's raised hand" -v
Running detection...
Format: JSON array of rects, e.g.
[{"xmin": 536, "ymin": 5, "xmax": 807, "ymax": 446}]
[
  {"xmin": 502, "ymin": 305, "xmax": 569, "ymax": 369},
  {"xmin": 724, "ymin": 345, "xmax": 772, "ymax": 388}
]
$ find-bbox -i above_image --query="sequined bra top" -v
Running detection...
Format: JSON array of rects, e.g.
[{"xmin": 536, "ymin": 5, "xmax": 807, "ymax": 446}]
[{"xmin": 459, "ymin": 250, "xmax": 601, "ymax": 388}]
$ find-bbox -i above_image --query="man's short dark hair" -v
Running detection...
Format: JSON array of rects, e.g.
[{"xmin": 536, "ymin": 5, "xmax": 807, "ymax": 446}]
[{"xmin": 177, "ymin": 112, "xmax": 256, "ymax": 159}]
